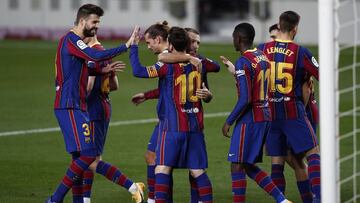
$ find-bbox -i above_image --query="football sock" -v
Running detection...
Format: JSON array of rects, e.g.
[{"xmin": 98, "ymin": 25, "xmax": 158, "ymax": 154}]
[
  {"xmin": 246, "ymin": 165, "xmax": 285, "ymax": 203},
  {"xmin": 231, "ymin": 171, "xmax": 247, "ymax": 203},
  {"xmin": 51, "ymin": 156, "xmax": 95, "ymax": 202},
  {"xmin": 271, "ymin": 164, "xmax": 286, "ymax": 193},
  {"xmin": 189, "ymin": 172, "xmax": 199, "ymax": 203},
  {"xmin": 147, "ymin": 165, "xmax": 156, "ymax": 201},
  {"xmin": 155, "ymin": 173, "xmax": 171, "ymax": 203},
  {"xmin": 297, "ymin": 180, "xmax": 313, "ymax": 203},
  {"xmin": 194, "ymin": 173, "xmax": 213, "ymax": 203},
  {"xmin": 82, "ymin": 169, "xmax": 94, "ymax": 198},
  {"xmin": 306, "ymin": 154, "xmax": 321, "ymax": 200},
  {"xmin": 95, "ymin": 160, "xmax": 133, "ymax": 190}
]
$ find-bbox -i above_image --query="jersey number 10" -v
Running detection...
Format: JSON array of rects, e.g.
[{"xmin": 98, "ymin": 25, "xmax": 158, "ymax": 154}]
[{"xmin": 175, "ymin": 71, "xmax": 201, "ymax": 104}]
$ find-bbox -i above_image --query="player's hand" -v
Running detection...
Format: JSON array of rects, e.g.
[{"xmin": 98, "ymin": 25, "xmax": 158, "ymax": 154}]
[
  {"xmin": 131, "ymin": 93, "xmax": 146, "ymax": 105},
  {"xmin": 196, "ymin": 82, "xmax": 213, "ymax": 102},
  {"xmin": 220, "ymin": 56, "xmax": 235, "ymax": 74},
  {"xmin": 102, "ymin": 61, "xmax": 126, "ymax": 74},
  {"xmin": 222, "ymin": 122, "xmax": 231, "ymax": 138},
  {"xmin": 189, "ymin": 56, "xmax": 202, "ymax": 73},
  {"xmin": 126, "ymin": 26, "xmax": 140, "ymax": 48}
]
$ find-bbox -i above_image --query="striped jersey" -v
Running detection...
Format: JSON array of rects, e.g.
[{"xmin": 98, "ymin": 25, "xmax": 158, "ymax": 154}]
[
  {"xmin": 257, "ymin": 39, "xmax": 319, "ymax": 120},
  {"xmin": 226, "ymin": 48, "xmax": 272, "ymax": 125},
  {"xmin": 54, "ymin": 31, "xmax": 127, "ymax": 111},
  {"xmin": 87, "ymin": 43, "xmax": 114, "ymax": 121},
  {"xmin": 130, "ymin": 45, "xmax": 203, "ymax": 132}
]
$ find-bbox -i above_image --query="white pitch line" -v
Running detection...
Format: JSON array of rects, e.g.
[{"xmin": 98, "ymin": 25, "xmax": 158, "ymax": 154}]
[{"xmin": 0, "ymin": 112, "xmax": 230, "ymax": 137}]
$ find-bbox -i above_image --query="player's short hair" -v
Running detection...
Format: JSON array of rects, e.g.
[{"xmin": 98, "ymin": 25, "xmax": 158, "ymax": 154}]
[
  {"xmin": 144, "ymin": 21, "xmax": 170, "ymax": 40},
  {"xmin": 269, "ymin": 23, "xmax": 279, "ymax": 33},
  {"xmin": 168, "ymin": 26, "xmax": 190, "ymax": 52},
  {"xmin": 184, "ymin": 27, "xmax": 200, "ymax": 35},
  {"xmin": 75, "ymin": 4, "xmax": 104, "ymax": 25},
  {"xmin": 279, "ymin": 11, "xmax": 300, "ymax": 33},
  {"xmin": 233, "ymin": 23, "xmax": 255, "ymax": 46}
]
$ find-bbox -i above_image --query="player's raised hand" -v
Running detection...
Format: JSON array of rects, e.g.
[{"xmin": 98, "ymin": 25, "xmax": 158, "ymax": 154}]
[
  {"xmin": 222, "ymin": 122, "xmax": 231, "ymax": 138},
  {"xmin": 131, "ymin": 93, "xmax": 146, "ymax": 105},
  {"xmin": 126, "ymin": 25, "xmax": 140, "ymax": 47},
  {"xmin": 220, "ymin": 56, "xmax": 235, "ymax": 75},
  {"xmin": 196, "ymin": 82, "xmax": 213, "ymax": 102},
  {"xmin": 102, "ymin": 61, "xmax": 126, "ymax": 74}
]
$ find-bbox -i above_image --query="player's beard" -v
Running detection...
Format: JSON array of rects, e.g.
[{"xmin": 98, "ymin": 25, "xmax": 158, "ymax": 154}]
[{"xmin": 83, "ymin": 26, "xmax": 97, "ymax": 38}]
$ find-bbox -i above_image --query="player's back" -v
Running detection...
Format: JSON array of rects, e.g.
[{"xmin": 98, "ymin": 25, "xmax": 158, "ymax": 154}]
[
  {"xmin": 257, "ymin": 39, "xmax": 319, "ymax": 120},
  {"xmin": 54, "ymin": 32, "xmax": 88, "ymax": 111},
  {"xmin": 160, "ymin": 62, "xmax": 203, "ymax": 132},
  {"xmin": 237, "ymin": 49, "xmax": 271, "ymax": 122}
]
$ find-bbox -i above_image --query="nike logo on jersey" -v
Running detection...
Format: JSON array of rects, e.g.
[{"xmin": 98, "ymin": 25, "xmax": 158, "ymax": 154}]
[{"xmin": 228, "ymin": 153, "xmax": 235, "ymax": 157}]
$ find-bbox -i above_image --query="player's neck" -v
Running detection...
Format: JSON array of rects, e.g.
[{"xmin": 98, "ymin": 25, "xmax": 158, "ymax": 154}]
[
  {"xmin": 72, "ymin": 26, "xmax": 85, "ymax": 39},
  {"xmin": 277, "ymin": 32, "xmax": 293, "ymax": 41}
]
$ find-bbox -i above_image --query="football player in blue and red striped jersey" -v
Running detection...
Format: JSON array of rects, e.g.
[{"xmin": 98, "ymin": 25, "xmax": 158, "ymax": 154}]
[
  {"xmin": 130, "ymin": 27, "xmax": 213, "ymax": 203},
  {"xmin": 76, "ymin": 35, "xmax": 144, "ymax": 203},
  {"xmin": 47, "ymin": 4, "xmax": 143, "ymax": 203},
  {"xmin": 259, "ymin": 23, "xmax": 314, "ymax": 203},
  {"xmin": 130, "ymin": 21, "xmax": 171, "ymax": 203},
  {"xmin": 133, "ymin": 27, "xmax": 220, "ymax": 203},
  {"xmin": 257, "ymin": 11, "xmax": 320, "ymax": 202},
  {"xmin": 221, "ymin": 23, "xmax": 291, "ymax": 203}
]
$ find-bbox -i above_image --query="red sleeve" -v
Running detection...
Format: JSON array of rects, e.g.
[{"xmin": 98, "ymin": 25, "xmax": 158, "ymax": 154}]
[{"xmin": 144, "ymin": 88, "xmax": 160, "ymax": 99}]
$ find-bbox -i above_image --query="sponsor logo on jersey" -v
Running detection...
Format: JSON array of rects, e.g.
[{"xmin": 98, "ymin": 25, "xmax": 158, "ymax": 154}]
[
  {"xmin": 181, "ymin": 107, "xmax": 200, "ymax": 114},
  {"xmin": 311, "ymin": 56, "xmax": 319, "ymax": 67},
  {"xmin": 77, "ymin": 40, "xmax": 88, "ymax": 50},
  {"xmin": 235, "ymin": 69, "xmax": 245, "ymax": 77}
]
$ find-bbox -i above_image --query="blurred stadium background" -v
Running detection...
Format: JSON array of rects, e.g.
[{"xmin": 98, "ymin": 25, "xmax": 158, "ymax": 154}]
[{"xmin": 0, "ymin": 0, "xmax": 359, "ymax": 202}]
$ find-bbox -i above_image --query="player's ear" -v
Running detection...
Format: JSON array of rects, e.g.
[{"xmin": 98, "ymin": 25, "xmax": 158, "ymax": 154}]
[{"xmin": 156, "ymin": 36, "xmax": 161, "ymax": 44}]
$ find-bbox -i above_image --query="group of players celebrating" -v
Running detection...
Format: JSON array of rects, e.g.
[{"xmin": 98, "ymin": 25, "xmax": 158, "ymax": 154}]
[{"xmin": 47, "ymin": 3, "xmax": 320, "ymax": 203}]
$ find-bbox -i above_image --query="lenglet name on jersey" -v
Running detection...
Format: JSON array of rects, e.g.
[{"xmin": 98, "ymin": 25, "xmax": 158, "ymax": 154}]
[{"xmin": 266, "ymin": 47, "xmax": 294, "ymax": 57}]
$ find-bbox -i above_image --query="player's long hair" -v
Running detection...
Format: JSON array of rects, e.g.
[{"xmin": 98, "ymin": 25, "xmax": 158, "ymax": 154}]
[
  {"xmin": 144, "ymin": 21, "xmax": 170, "ymax": 41},
  {"xmin": 279, "ymin": 11, "xmax": 300, "ymax": 33},
  {"xmin": 75, "ymin": 4, "xmax": 104, "ymax": 25},
  {"xmin": 168, "ymin": 27, "xmax": 190, "ymax": 52}
]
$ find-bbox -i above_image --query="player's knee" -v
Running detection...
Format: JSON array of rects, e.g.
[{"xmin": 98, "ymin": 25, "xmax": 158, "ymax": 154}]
[
  {"xmin": 88, "ymin": 156, "xmax": 101, "ymax": 171},
  {"xmin": 145, "ymin": 151, "xmax": 156, "ymax": 165},
  {"xmin": 306, "ymin": 146, "xmax": 320, "ymax": 156},
  {"xmin": 231, "ymin": 162, "xmax": 246, "ymax": 173},
  {"xmin": 189, "ymin": 169, "xmax": 205, "ymax": 178},
  {"xmin": 155, "ymin": 165, "xmax": 172, "ymax": 174}
]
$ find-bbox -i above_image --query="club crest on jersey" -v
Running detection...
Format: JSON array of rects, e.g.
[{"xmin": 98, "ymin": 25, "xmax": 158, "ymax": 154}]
[
  {"xmin": 311, "ymin": 57, "xmax": 319, "ymax": 67},
  {"xmin": 235, "ymin": 69, "xmax": 245, "ymax": 77},
  {"xmin": 76, "ymin": 40, "xmax": 88, "ymax": 50}
]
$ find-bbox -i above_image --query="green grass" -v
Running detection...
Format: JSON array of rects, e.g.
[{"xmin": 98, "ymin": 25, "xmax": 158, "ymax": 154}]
[{"xmin": 0, "ymin": 39, "xmax": 358, "ymax": 202}]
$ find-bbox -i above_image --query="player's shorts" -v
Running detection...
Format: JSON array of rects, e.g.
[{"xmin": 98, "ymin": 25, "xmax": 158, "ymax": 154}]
[
  {"xmin": 90, "ymin": 119, "xmax": 110, "ymax": 155},
  {"xmin": 156, "ymin": 131, "xmax": 208, "ymax": 169},
  {"xmin": 228, "ymin": 121, "xmax": 268, "ymax": 164},
  {"xmin": 266, "ymin": 116, "xmax": 318, "ymax": 156},
  {"xmin": 148, "ymin": 123, "xmax": 160, "ymax": 152},
  {"xmin": 54, "ymin": 109, "xmax": 96, "ymax": 156}
]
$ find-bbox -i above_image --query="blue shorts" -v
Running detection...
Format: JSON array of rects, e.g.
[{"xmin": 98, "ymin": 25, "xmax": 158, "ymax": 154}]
[
  {"xmin": 156, "ymin": 131, "xmax": 208, "ymax": 169},
  {"xmin": 148, "ymin": 123, "xmax": 160, "ymax": 152},
  {"xmin": 54, "ymin": 109, "xmax": 96, "ymax": 156},
  {"xmin": 266, "ymin": 116, "xmax": 318, "ymax": 156},
  {"xmin": 90, "ymin": 119, "xmax": 110, "ymax": 155},
  {"xmin": 228, "ymin": 121, "xmax": 268, "ymax": 164}
]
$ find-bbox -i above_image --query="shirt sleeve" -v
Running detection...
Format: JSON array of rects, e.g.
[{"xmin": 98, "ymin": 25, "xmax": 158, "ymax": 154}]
[
  {"xmin": 129, "ymin": 45, "xmax": 167, "ymax": 78},
  {"xmin": 66, "ymin": 34, "xmax": 127, "ymax": 62},
  {"xmin": 302, "ymin": 47, "xmax": 319, "ymax": 80},
  {"xmin": 226, "ymin": 59, "xmax": 252, "ymax": 125},
  {"xmin": 144, "ymin": 88, "xmax": 160, "ymax": 99},
  {"xmin": 200, "ymin": 55, "xmax": 221, "ymax": 73}
]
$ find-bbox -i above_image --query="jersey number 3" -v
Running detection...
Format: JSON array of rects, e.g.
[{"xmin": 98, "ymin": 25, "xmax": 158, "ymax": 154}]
[{"xmin": 175, "ymin": 71, "xmax": 201, "ymax": 104}]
